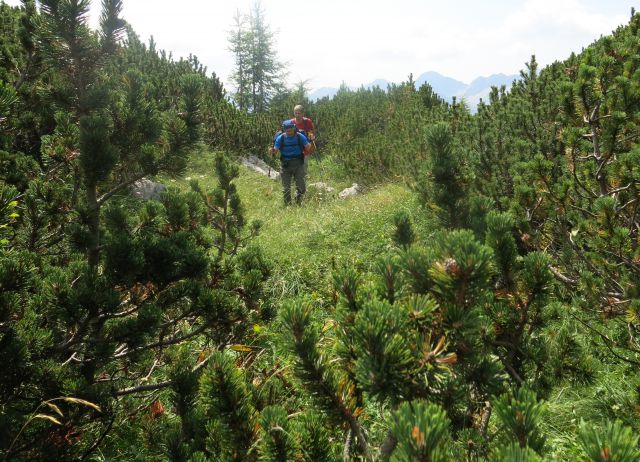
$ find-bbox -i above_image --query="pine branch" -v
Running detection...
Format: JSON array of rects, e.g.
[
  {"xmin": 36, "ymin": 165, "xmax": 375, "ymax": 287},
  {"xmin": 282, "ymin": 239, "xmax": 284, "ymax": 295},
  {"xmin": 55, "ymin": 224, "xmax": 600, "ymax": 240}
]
[
  {"xmin": 600, "ymin": 249, "xmax": 640, "ymax": 276},
  {"xmin": 98, "ymin": 305, "xmax": 140, "ymax": 320},
  {"xmin": 571, "ymin": 314, "xmax": 640, "ymax": 366},
  {"xmin": 157, "ymin": 312, "xmax": 197, "ymax": 331},
  {"xmin": 113, "ymin": 324, "xmax": 208, "ymax": 359},
  {"xmin": 79, "ymin": 414, "xmax": 116, "ymax": 461},
  {"xmin": 114, "ymin": 349, "xmax": 216, "ymax": 396},
  {"xmin": 479, "ymin": 401, "xmax": 492, "ymax": 440},
  {"xmin": 567, "ymin": 232, "xmax": 627, "ymax": 294},
  {"xmin": 608, "ymin": 183, "xmax": 634, "ymax": 196},
  {"xmin": 114, "ymin": 379, "xmax": 172, "ymax": 396},
  {"xmin": 570, "ymin": 204, "xmax": 598, "ymax": 218},
  {"xmin": 56, "ymin": 313, "xmax": 96, "ymax": 353},
  {"xmin": 283, "ymin": 302, "xmax": 372, "ymax": 460},
  {"xmin": 97, "ymin": 171, "xmax": 147, "ymax": 206},
  {"xmin": 496, "ymin": 351, "xmax": 524, "ymax": 385},
  {"xmin": 548, "ymin": 265, "xmax": 578, "ymax": 286},
  {"xmin": 570, "ymin": 147, "xmax": 599, "ymax": 199},
  {"xmin": 618, "ymin": 198, "xmax": 637, "ymax": 212},
  {"xmin": 61, "ymin": 352, "xmax": 80, "ymax": 366},
  {"xmin": 343, "ymin": 429, "xmax": 351, "ymax": 462}
]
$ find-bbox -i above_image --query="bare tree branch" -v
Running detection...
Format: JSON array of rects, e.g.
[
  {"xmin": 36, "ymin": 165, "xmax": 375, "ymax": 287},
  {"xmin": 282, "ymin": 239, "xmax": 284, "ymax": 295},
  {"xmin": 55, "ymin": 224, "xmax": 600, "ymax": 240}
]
[
  {"xmin": 113, "ymin": 324, "xmax": 208, "ymax": 359},
  {"xmin": 114, "ymin": 349, "xmax": 217, "ymax": 396},
  {"xmin": 97, "ymin": 171, "xmax": 147, "ymax": 206}
]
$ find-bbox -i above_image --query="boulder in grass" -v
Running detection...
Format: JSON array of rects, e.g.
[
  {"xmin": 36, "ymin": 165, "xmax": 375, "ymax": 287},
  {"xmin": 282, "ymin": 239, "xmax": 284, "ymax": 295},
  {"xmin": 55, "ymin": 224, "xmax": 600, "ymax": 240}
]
[
  {"xmin": 338, "ymin": 183, "xmax": 361, "ymax": 199},
  {"xmin": 130, "ymin": 178, "xmax": 167, "ymax": 201},
  {"xmin": 240, "ymin": 155, "xmax": 280, "ymax": 180}
]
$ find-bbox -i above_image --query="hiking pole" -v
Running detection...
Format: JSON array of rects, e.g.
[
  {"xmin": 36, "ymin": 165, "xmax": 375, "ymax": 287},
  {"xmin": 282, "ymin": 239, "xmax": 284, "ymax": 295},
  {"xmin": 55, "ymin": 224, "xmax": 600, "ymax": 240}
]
[
  {"xmin": 267, "ymin": 147, "xmax": 271, "ymax": 178},
  {"xmin": 267, "ymin": 146, "xmax": 275, "ymax": 179},
  {"xmin": 313, "ymin": 140, "xmax": 329, "ymax": 186}
]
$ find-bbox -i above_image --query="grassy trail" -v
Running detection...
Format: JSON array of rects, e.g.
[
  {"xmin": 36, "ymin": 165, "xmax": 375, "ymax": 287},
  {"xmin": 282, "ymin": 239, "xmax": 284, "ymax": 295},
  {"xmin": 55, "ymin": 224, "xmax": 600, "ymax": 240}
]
[{"xmin": 175, "ymin": 151, "xmax": 427, "ymax": 297}]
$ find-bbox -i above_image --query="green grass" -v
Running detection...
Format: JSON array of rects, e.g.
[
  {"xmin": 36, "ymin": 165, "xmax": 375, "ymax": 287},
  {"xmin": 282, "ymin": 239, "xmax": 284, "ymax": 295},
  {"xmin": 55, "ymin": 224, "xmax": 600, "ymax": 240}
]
[{"xmin": 168, "ymin": 150, "xmax": 431, "ymax": 300}]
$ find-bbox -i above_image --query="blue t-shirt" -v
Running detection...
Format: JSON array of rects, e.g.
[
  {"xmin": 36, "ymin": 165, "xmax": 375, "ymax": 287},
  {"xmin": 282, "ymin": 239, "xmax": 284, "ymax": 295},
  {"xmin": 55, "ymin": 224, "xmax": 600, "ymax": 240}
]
[{"xmin": 274, "ymin": 133, "xmax": 310, "ymax": 160}]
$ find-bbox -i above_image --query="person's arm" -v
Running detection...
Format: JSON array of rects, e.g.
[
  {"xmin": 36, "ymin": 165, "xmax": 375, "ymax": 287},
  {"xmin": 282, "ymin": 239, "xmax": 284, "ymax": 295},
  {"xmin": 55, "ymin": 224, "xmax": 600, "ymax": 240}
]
[
  {"xmin": 300, "ymin": 134, "xmax": 311, "ymax": 156},
  {"xmin": 302, "ymin": 121, "xmax": 315, "ymax": 154},
  {"xmin": 305, "ymin": 118, "xmax": 315, "ymax": 141},
  {"xmin": 272, "ymin": 135, "xmax": 282, "ymax": 155},
  {"xmin": 304, "ymin": 119, "xmax": 316, "ymax": 154}
]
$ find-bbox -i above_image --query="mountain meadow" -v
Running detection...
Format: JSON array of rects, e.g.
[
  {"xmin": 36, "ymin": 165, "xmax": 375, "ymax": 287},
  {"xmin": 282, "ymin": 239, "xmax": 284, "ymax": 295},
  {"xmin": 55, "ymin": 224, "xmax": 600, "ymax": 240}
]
[{"xmin": 1, "ymin": 1, "xmax": 640, "ymax": 461}]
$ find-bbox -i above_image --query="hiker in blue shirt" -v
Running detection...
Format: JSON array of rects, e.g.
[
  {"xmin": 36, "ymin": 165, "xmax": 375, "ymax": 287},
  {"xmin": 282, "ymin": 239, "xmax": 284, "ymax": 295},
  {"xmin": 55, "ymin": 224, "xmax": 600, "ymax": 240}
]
[{"xmin": 273, "ymin": 120, "xmax": 311, "ymax": 205}]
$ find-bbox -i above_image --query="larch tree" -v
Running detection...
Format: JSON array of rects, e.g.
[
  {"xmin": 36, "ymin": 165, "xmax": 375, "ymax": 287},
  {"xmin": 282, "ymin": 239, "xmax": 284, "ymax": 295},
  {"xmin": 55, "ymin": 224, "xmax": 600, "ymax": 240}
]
[{"xmin": 228, "ymin": 1, "xmax": 285, "ymax": 113}]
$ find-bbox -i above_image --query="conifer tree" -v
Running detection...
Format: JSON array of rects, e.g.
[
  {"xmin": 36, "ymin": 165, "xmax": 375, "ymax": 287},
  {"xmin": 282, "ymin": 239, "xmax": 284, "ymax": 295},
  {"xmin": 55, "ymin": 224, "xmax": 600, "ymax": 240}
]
[
  {"xmin": 228, "ymin": 9, "xmax": 250, "ymax": 111},
  {"xmin": 415, "ymin": 122, "xmax": 470, "ymax": 227},
  {"xmin": 392, "ymin": 210, "xmax": 416, "ymax": 249},
  {"xmin": 191, "ymin": 152, "xmax": 261, "ymax": 258},
  {"xmin": 228, "ymin": 2, "xmax": 285, "ymax": 113},
  {"xmin": 0, "ymin": 2, "xmax": 273, "ymax": 460}
]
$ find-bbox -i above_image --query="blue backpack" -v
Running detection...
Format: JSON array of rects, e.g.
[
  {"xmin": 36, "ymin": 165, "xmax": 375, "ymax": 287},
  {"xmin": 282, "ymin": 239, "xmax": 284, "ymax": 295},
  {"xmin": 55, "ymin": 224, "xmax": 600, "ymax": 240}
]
[{"xmin": 274, "ymin": 129, "xmax": 305, "ymax": 158}]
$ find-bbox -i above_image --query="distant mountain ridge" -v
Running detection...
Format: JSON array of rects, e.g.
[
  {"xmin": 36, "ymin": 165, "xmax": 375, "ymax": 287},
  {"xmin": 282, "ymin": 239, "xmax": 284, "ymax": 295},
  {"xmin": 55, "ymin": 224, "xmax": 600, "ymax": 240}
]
[{"xmin": 309, "ymin": 71, "xmax": 520, "ymax": 110}]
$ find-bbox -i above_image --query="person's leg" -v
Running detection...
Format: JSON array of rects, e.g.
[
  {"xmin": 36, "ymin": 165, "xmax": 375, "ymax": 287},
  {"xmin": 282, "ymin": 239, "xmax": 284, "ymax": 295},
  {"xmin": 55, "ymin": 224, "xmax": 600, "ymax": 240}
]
[
  {"xmin": 303, "ymin": 154, "xmax": 309, "ymax": 175},
  {"xmin": 281, "ymin": 161, "xmax": 292, "ymax": 205},
  {"xmin": 294, "ymin": 159, "xmax": 306, "ymax": 205}
]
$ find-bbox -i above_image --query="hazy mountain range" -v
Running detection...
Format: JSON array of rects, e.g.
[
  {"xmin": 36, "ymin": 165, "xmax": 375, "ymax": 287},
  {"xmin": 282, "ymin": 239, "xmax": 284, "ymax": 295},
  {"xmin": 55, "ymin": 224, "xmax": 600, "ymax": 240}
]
[{"xmin": 309, "ymin": 71, "xmax": 520, "ymax": 110}]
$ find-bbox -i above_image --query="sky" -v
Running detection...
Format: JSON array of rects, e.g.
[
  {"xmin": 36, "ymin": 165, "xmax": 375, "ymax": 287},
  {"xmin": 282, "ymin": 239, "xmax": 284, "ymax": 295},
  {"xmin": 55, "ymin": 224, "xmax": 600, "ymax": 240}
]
[{"xmin": 3, "ymin": 0, "xmax": 639, "ymax": 91}]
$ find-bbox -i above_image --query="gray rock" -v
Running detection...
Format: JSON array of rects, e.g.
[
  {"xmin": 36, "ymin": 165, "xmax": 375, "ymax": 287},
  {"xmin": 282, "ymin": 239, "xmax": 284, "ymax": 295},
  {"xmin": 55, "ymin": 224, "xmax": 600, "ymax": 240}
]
[
  {"xmin": 240, "ymin": 155, "xmax": 280, "ymax": 180},
  {"xmin": 130, "ymin": 178, "xmax": 167, "ymax": 201},
  {"xmin": 338, "ymin": 183, "xmax": 361, "ymax": 199}
]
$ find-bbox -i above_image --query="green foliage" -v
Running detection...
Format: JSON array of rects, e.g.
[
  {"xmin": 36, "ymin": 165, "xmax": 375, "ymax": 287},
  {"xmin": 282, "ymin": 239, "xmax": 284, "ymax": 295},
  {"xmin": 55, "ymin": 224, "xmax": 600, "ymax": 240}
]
[
  {"xmin": 484, "ymin": 211, "xmax": 518, "ymax": 288},
  {"xmin": 389, "ymin": 400, "xmax": 452, "ymax": 462},
  {"xmin": 353, "ymin": 298, "xmax": 415, "ymax": 403},
  {"xmin": 393, "ymin": 209, "xmax": 416, "ymax": 249},
  {"xmin": 418, "ymin": 122, "xmax": 470, "ymax": 228},
  {"xmin": 2, "ymin": 1, "xmax": 640, "ymax": 460},
  {"xmin": 493, "ymin": 388, "xmax": 546, "ymax": 453},
  {"xmin": 0, "ymin": 3, "xmax": 277, "ymax": 459},
  {"xmin": 258, "ymin": 405, "xmax": 297, "ymax": 462},
  {"xmin": 79, "ymin": 113, "xmax": 118, "ymax": 185},
  {"xmin": 191, "ymin": 152, "xmax": 260, "ymax": 258},
  {"xmin": 281, "ymin": 300, "xmax": 358, "ymax": 423},
  {"xmin": 400, "ymin": 245, "xmax": 437, "ymax": 295},
  {"xmin": 578, "ymin": 420, "xmax": 640, "ymax": 462},
  {"xmin": 0, "ymin": 184, "xmax": 19, "ymax": 247},
  {"xmin": 374, "ymin": 254, "xmax": 404, "ymax": 304},
  {"xmin": 198, "ymin": 88, "xmax": 280, "ymax": 159},
  {"xmin": 489, "ymin": 443, "xmax": 543, "ymax": 462},
  {"xmin": 428, "ymin": 229, "xmax": 494, "ymax": 309},
  {"xmin": 180, "ymin": 74, "xmax": 204, "ymax": 144},
  {"xmin": 295, "ymin": 411, "xmax": 336, "ymax": 462},
  {"xmin": 199, "ymin": 351, "xmax": 257, "ymax": 461},
  {"xmin": 0, "ymin": 150, "xmax": 39, "ymax": 191},
  {"xmin": 0, "ymin": 79, "xmax": 17, "ymax": 129},
  {"xmin": 311, "ymin": 79, "xmax": 449, "ymax": 183}
]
